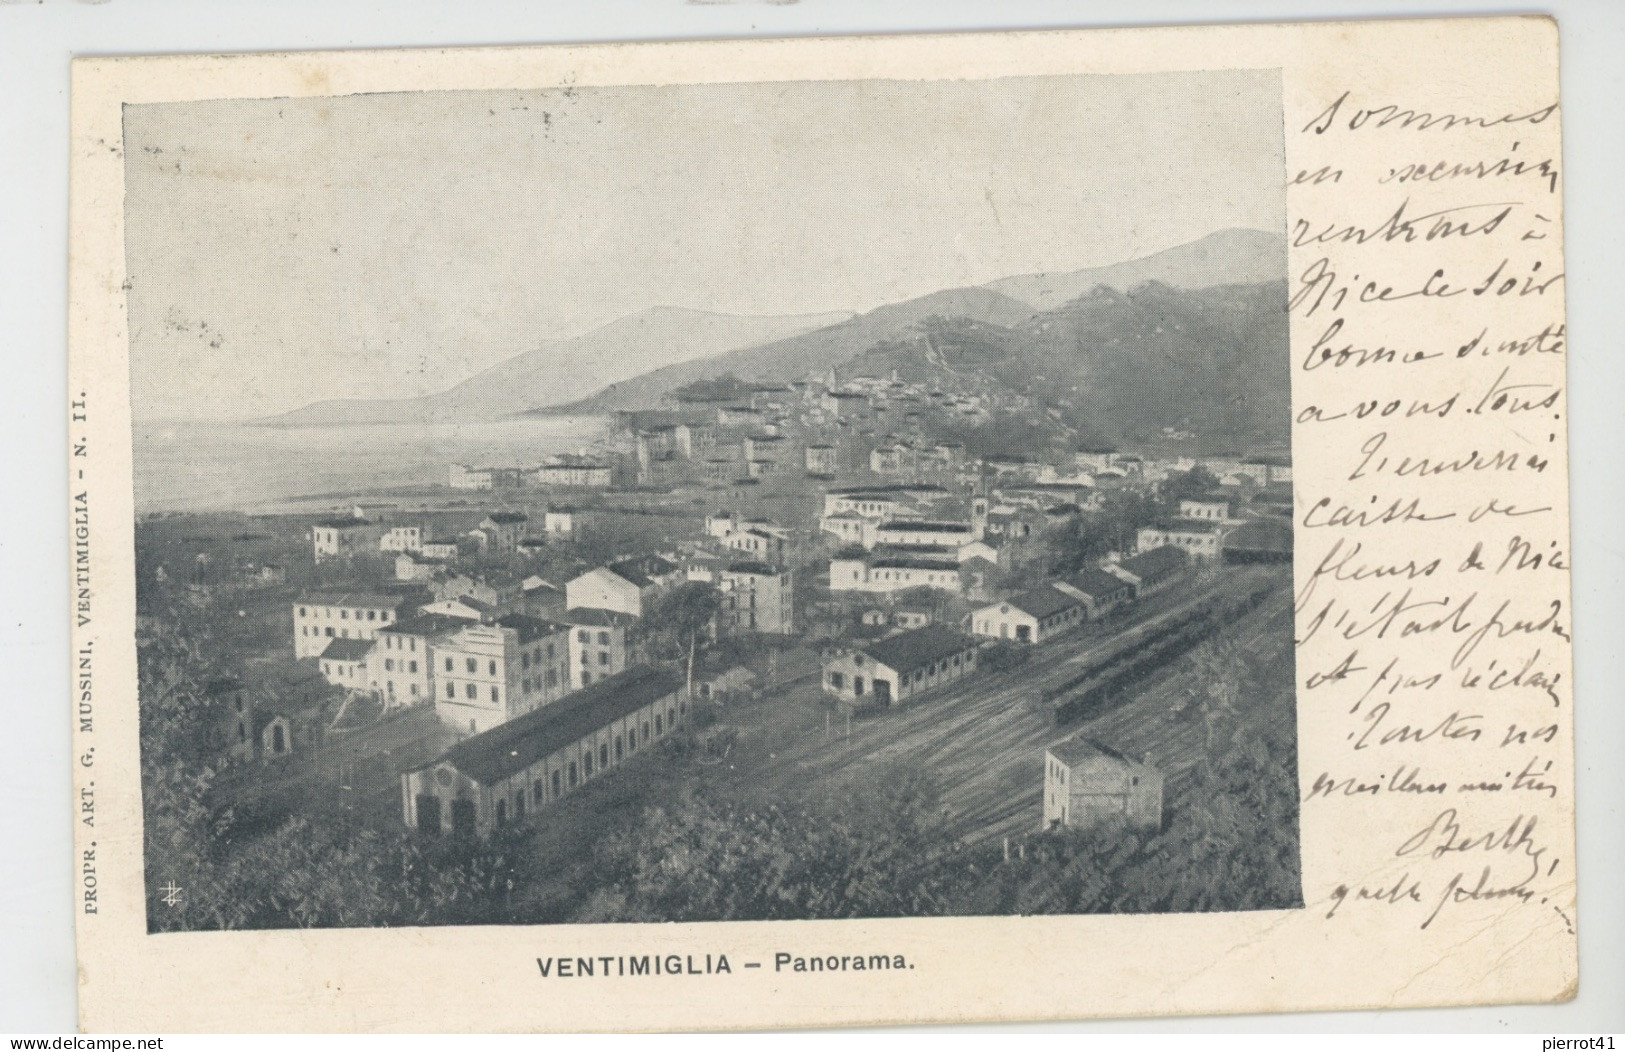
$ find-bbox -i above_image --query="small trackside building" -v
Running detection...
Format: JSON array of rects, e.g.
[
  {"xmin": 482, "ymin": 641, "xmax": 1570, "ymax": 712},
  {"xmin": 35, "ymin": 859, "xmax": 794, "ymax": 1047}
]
[
  {"xmin": 971, "ymin": 585, "xmax": 1086, "ymax": 645},
  {"xmin": 1221, "ymin": 517, "xmax": 1293, "ymax": 565},
  {"xmin": 1055, "ymin": 569, "xmax": 1135, "ymax": 618},
  {"xmin": 402, "ymin": 666, "xmax": 688, "ymax": 837},
  {"xmin": 1042, "ymin": 736, "xmax": 1164, "ymax": 832},
  {"xmin": 822, "ymin": 623, "xmax": 979, "ymax": 708},
  {"xmin": 1114, "ymin": 545, "xmax": 1187, "ymax": 596}
]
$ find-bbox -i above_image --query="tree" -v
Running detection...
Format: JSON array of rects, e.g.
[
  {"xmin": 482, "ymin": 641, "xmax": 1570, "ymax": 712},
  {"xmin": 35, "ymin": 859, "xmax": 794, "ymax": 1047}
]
[
  {"xmin": 653, "ymin": 581, "xmax": 724, "ymax": 699},
  {"xmin": 1157, "ymin": 466, "xmax": 1221, "ymax": 511}
]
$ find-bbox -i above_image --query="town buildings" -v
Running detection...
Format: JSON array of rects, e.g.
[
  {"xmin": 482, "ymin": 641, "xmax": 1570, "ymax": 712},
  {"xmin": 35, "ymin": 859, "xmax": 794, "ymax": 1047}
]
[
  {"xmin": 401, "ymin": 666, "xmax": 689, "ymax": 836},
  {"xmin": 394, "ymin": 551, "xmax": 444, "ymax": 581},
  {"xmin": 828, "ymin": 552, "xmax": 963, "ymax": 595},
  {"xmin": 1042, "ymin": 736, "xmax": 1164, "ymax": 831},
  {"xmin": 1178, "ymin": 497, "xmax": 1231, "ymax": 522},
  {"xmin": 420, "ymin": 538, "xmax": 463, "ymax": 561},
  {"xmin": 534, "ymin": 457, "xmax": 614, "ymax": 488},
  {"xmin": 379, "ymin": 524, "xmax": 423, "ymax": 553},
  {"xmin": 565, "ymin": 555, "xmax": 681, "ymax": 618},
  {"xmin": 311, "ymin": 516, "xmax": 386, "ymax": 562},
  {"xmin": 822, "ymin": 623, "xmax": 979, "ymax": 707},
  {"xmin": 293, "ymin": 591, "xmax": 425, "ymax": 659},
  {"xmin": 318, "ymin": 638, "xmax": 375, "ymax": 691},
  {"xmin": 804, "ymin": 443, "xmax": 838, "ymax": 475},
  {"xmin": 475, "ymin": 512, "xmax": 528, "ymax": 554}
]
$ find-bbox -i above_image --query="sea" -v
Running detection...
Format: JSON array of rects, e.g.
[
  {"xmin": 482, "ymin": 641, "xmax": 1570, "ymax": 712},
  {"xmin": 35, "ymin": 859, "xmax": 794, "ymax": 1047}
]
[{"xmin": 133, "ymin": 416, "xmax": 612, "ymax": 514}]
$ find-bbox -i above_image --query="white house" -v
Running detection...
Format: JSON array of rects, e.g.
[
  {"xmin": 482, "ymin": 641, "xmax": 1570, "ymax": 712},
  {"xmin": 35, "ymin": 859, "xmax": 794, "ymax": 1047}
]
[
  {"xmin": 565, "ymin": 555, "xmax": 680, "ymax": 619},
  {"xmin": 971, "ymin": 585, "xmax": 1086, "ymax": 645},
  {"xmin": 821, "ymin": 624, "xmax": 978, "ymax": 707},
  {"xmin": 1042, "ymin": 736, "xmax": 1164, "ymax": 831},
  {"xmin": 379, "ymin": 525, "xmax": 423, "ymax": 553},
  {"xmin": 293, "ymin": 591, "xmax": 424, "ymax": 659}
]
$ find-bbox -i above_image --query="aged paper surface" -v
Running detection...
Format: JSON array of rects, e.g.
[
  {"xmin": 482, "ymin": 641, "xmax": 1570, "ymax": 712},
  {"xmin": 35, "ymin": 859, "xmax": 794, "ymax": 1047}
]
[{"xmin": 68, "ymin": 16, "xmax": 1574, "ymax": 1032}]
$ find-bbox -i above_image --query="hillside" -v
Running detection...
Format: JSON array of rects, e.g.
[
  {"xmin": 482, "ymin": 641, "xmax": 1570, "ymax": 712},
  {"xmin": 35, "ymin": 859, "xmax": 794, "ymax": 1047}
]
[
  {"xmin": 537, "ymin": 287, "xmax": 1036, "ymax": 416},
  {"xmin": 263, "ymin": 307, "xmax": 850, "ymax": 426},
  {"xmin": 833, "ymin": 279, "xmax": 1290, "ymax": 449},
  {"xmin": 984, "ymin": 228, "xmax": 1286, "ymax": 312}
]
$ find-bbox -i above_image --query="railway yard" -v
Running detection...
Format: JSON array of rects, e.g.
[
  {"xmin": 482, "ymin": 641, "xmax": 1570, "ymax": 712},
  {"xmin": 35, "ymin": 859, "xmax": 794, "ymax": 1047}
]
[{"xmin": 714, "ymin": 564, "xmax": 1294, "ymax": 846}]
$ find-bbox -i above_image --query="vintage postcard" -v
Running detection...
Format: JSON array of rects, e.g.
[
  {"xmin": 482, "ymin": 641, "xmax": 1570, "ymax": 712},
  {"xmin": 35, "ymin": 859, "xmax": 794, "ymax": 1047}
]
[{"xmin": 67, "ymin": 17, "xmax": 1574, "ymax": 1032}]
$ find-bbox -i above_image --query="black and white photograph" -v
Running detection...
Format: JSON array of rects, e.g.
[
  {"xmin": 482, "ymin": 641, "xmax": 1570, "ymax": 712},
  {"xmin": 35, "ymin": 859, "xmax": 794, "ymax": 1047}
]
[{"xmin": 127, "ymin": 70, "xmax": 1300, "ymax": 932}]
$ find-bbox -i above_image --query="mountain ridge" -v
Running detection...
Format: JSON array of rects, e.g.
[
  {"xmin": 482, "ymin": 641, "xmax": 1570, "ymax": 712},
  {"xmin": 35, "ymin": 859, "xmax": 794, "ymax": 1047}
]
[
  {"xmin": 267, "ymin": 226, "xmax": 1285, "ymax": 427},
  {"xmin": 262, "ymin": 307, "xmax": 852, "ymax": 427}
]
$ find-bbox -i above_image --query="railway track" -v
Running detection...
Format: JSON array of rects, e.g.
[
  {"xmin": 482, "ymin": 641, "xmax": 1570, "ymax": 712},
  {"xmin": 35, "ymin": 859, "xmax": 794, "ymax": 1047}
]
[{"xmin": 731, "ymin": 566, "xmax": 1293, "ymax": 845}]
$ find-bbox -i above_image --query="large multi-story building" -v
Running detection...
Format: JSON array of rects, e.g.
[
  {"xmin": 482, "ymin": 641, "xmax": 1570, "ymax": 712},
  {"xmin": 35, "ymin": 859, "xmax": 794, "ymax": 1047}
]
[
  {"xmin": 718, "ymin": 562, "xmax": 794, "ymax": 635},
  {"xmin": 563, "ymin": 607, "xmax": 636, "ymax": 689},
  {"xmin": 1136, "ymin": 520, "xmax": 1226, "ymax": 563},
  {"xmin": 448, "ymin": 464, "xmax": 494, "ymax": 490},
  {"xmin": 431, "ymin": 614, "xmax": 575, "ymax": 735},
  {"xmin": 372, "ymin": 612, "xmax": 467, "ymax": 705},
  {"xmin": 292, "ymin": 591, "xmax": 425, "ymax": 659},
  {"xmin": 866, "ymin": 519, "xmax": 981, "ymax": 550},
  {"xmin": 828, "ymin": 553, "xmax": 962, "ymax": 595},
  {"xmin": 533, "ymin": 457, "xmax": 614, "ymax": 488}
]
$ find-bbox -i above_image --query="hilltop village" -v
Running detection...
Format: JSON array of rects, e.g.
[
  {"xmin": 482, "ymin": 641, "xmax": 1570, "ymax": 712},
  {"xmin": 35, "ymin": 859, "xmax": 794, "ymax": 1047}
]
[{"xmin": 136, "ymin": 368, "xmax": 1296, "ymax": 926}]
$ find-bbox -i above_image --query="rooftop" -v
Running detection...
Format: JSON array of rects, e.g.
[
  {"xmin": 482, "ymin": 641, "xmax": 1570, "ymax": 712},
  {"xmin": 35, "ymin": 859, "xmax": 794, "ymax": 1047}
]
[
  {"xmin": 1120, "ymin": 545, "xmax": 1188, "ymax": 576},
  {"xmin": 1066, "ymin": 569, "xmax": 1133, "ymax": 599},
  {"xmin": 493, "ymin": 613, "xmax": 574, "ymax": 644},
  {"xmin": 485, "ymin": 511, "xmax": 529, "ymax": 525},
  {"xmin": 869, "ymin": 557, "xmax": 959, "ymax": 571},
  {"xmin": 605, "ymin": 554, "xmax": 679, "ymax": 587},
  {"xmin": 320, "ymin": 638, "xmax": 375, "ymax": 662},
  {"xmin": 1149, "ymin": 518, "xmax": 1222, "ymax": 534},
  {"xmin": 996, "ymin": 585, "xmax": 1081, "ymax": 621},
  {"xmin": 562, "ymin": 607, "xmax": 638, "ymax": 628},
  {"xmin": 1223, "ymin": 518, "xmax": 1294, "ymax": 553},
  {"xmin": 859, "ymin": 623, "xmax": 977, "ymax": 673},
  {"xmin": 381, "ymin": 612, "xmax": 476, "ymax": 638},
  {"xmin": 725, "ymin": 561, "xmax": 782, "ymax": 577},
  {"xmin": 435, "ymin": 666, "xmax": 686, "ymax": 785},
  {"xmin": 1049, "ymin": 734, "xmax": 1142, "ymax": 769},
  {"xmin": 876, "ymin": 521, "xmax": 972, "ymax": 534},
  {"xmin": 299, "ymin": 591, "xmax": 421, "ymax": 610}
]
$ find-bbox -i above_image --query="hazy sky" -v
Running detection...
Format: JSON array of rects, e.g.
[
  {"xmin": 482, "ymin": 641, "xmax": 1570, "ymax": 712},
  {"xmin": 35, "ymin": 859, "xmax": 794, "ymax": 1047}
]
[{"xmin": 123, "ymin": 70, "xmax": 1284, "ymax": 421}]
